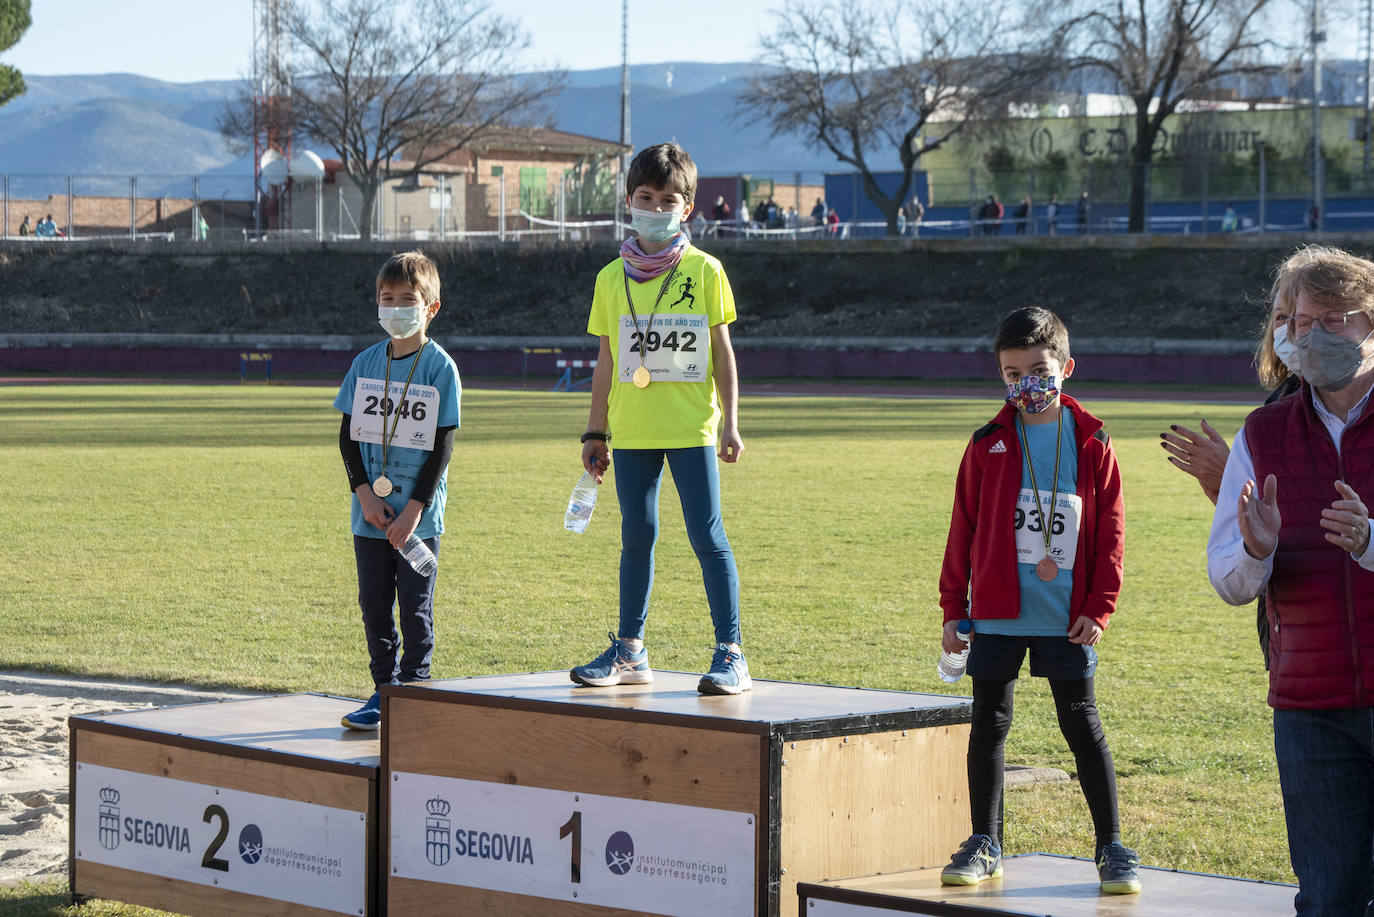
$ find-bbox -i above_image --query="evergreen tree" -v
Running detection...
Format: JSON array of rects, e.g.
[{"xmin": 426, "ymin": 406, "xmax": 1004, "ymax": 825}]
[{"xmin": 0, "ymin": 0, "xmax": 30, "ymax": 109}]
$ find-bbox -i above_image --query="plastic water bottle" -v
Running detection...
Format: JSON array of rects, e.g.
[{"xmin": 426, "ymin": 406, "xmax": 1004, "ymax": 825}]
[
  {"xmin": 399, "ymin": 534, "xmax": 437, "ymax": 577},
  {"xmin": 564, "ymin": 471, "xmax": 598, "ymax": 533},
  {"xmin": 937, "ymin": 620, "xmax": 973, "ymax": 683}
]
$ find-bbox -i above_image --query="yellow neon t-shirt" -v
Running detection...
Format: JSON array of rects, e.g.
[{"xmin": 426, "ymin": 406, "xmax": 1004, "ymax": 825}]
[{"xmin": 587, "ymin": 245, "xmax": 737, "ymax": 449}]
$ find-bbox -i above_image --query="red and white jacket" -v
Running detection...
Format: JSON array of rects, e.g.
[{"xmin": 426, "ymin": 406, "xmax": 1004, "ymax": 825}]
[{"xmin": 939, "ymin": 395, "xmax": 1125, "ymax": 629}]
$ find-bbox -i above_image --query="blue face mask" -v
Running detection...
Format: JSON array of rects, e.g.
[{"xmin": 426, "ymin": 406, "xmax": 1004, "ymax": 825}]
[{"xmin": 630, "ymin": 207, "xmax": 684, "ymax": 243}]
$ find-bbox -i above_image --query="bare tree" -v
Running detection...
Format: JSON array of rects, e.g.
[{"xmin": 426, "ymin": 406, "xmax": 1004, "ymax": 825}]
[
  {"xmin": 738, "ymin": 0, "xmax": 1015, "ymax": 237},
  {"xmin": 1035, "ymin": 0, "xmax": 1282, "ymax": 232},
  {"xmin": 220, "ymin": 0, "xmax": 563, "ymax": 240}
]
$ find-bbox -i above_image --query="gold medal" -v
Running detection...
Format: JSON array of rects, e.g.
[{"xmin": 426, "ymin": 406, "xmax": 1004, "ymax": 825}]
[
  {"xmin": 372, "ymin": 476, "xmax": 393, "ymax": 497},
  {"xmin": 1036, "ymin": 556, "xmax": 1058, "ymax": 581},
  {"xmin": 633, "ymin": 365, "xmax": 651, "ymax": 388}
]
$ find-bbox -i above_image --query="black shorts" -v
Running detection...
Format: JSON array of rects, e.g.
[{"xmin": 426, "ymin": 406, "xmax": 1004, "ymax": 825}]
[{"xmin": 966, "ymin": 632, "xmax": 1097, "ymax": 681}]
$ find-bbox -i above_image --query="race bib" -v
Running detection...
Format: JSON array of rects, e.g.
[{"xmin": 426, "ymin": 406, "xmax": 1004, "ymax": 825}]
[
  {"xmin": 350, "ymin": 377, "xmax": 440, "ymax": 451},
  {"xmin": 1013, "ymin": 489, "xmax": 1083, "ymax": 571},
  {"xmin": 616, "ymin": 313, "xmax": 710, "ymax": 384}
]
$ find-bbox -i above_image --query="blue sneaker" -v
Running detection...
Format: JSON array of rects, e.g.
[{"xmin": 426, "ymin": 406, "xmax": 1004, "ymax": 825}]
[
  {"xmin": 1096, "ymin": 841, "xmax": 1141, "ymax": 894},
  {"xmin": 940, "ymin": 834, "xmax": 1002, "ymax": 885},
  {"xmin": 698, "ymin": 644, "xmax": 751, "ymax": 695},
  {"xmin": 570, "ymin": 633, "xmax": 653, "ymax": 687},
  {"xmin": 340, "ymin": 691, "xmax": 381, "ymax": 730}
]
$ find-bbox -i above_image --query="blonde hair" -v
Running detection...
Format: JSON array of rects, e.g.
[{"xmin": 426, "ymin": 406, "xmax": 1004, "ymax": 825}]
[
  {"xmin": 1258, "ymin": 245, "xmax": 1374, "ymax": 389},
  {"xmin": 376, "ymin": 250, "xmax": 440, "ymax": 306}
]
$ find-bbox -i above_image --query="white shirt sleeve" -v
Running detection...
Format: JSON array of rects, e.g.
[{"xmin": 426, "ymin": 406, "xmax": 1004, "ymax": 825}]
[
  {"xmin": 1207, "ymin": 427, "xmax": 1275, "ymax": 605},
  {"xmin": 1358, "ymin": 522, "xmax": 1374, "ymax": 571}
]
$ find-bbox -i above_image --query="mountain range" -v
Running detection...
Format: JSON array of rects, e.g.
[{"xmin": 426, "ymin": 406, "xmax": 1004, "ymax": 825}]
[
  {"xmin": 0, "ymin": 64, "xmax": 874, "ymax": 198},
  {"xmin": 0, "ymin": 59, "xmax": 1364, "ymax": 198}
]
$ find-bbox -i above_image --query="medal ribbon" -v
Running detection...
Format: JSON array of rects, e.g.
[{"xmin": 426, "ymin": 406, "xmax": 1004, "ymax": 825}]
[
  {"xmin": 621, "ymin": 268, "xmax": 678, "ymax": 378},
  {"xmin": 1016, "ymin": 409, "xmax": 1063, "ymax": 564},
  {"xmin": 377, "ymin": 339, "xmax": 429, "ymax": 483}
]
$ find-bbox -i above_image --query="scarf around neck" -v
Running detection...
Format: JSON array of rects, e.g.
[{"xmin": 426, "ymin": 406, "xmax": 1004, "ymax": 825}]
[{"xmin": 620, "ymin": 231, "xmax": 690, "ymax": 283}]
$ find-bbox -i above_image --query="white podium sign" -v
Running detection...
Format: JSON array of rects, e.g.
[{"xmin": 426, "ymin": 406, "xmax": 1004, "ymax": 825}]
[
  {"xmin": 390, "ymin": 771, "xmax": 756, "ymax": 916},
  {"xmin": 75, "ymin": 763, "xmax": 367, "ymax": 916}
]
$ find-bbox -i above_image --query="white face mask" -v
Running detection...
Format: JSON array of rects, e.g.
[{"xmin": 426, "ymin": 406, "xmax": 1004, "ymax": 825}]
[
  {"xmin": 1272, "ymin": 323, "xmax": 1301, "ymax": 376},
  {"xmin": 630, "ymin": 207, "xmax": 684, "ymax": 243},
  {"xmin": 378, "ymin": 305, "xmax": 426, "ymax": 340}
]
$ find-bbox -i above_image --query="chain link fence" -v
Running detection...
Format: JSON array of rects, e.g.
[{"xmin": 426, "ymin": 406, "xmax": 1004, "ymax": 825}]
[{"xmin": 3, "ymin": 161, "xmax": 1370, "ymax": 243}]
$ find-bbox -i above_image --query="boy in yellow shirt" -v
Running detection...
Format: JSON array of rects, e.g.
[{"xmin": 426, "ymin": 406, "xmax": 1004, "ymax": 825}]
[{"xmin": 572, "ymin": 142, "xmax": 748, "ymax": 695}]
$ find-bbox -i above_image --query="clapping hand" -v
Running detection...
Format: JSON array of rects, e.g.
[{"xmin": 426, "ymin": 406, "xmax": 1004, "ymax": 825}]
[
  {"xmin": 1238, "ymin": 474, "xmax": 1281, "ymax": 560},
  {"xmin": 1160, "ymin": 420, "xmax": 1229, "ymax": 504},
  {"xmin": 1322, "ymin": 480, "xmax": 1372, "ymax": 556}
]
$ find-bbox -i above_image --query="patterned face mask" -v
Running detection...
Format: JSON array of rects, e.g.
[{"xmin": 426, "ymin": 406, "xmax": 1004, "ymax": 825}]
[{"xmin": 1005, "ymin": 375, "xmax": 1060, "ymax": 413}]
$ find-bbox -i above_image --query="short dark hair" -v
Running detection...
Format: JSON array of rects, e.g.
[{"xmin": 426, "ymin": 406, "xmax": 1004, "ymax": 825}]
[
  {"xmin": 376, "ymin": 250, "xmax": 440, "ymax": 305},
  {"xmin": 625, "ymin": 142, "xmax": 697, "ymax": 203},
  {"xmin": 994, "ymin": 306, "xmax": 1070, "ymax": 363}
]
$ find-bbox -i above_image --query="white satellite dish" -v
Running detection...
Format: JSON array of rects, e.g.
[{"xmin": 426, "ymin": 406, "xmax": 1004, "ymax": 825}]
[
  {"xmin": 260, "ymin": 149, "xmax": 287, "ymax": 186},
  {"xmin": 289, "ymin": 149, "xmax": 325, "ymax": 179}
]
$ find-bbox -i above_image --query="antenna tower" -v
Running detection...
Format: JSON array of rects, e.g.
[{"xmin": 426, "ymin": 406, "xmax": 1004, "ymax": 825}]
[{"xmin": 253, "ymin": 0, "xmax": 293, "ymax": 190}]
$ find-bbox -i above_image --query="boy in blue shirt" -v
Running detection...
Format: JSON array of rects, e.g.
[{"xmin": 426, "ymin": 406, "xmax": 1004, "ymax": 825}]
[
  {"xmin": 937, "ymin": 307, "xmax": 1138, "ymax": 893},
  {"xmin": 333, "ymin": 251, "xmax": 461, "ymax": 729}
]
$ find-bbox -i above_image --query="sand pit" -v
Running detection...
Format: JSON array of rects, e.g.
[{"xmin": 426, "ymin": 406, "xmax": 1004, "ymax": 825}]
[{"xmin": 0, "ymin": 673, "xmax": 258, "ymax": 887}]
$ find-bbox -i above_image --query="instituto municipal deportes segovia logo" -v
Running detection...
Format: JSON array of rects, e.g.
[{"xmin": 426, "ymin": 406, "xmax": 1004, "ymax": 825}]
[
  {"xmin": 425, "ymin": 797, "xmax": 452, "ymax": 866},
  {"xmin": 605, "ymin": 830, "xmax": 635, "ymax": 875},
  {"xmin": 238, "ymin": 823, "xmax": 264, "ymax": 864},
  {"xmin": 98, "ymin": 787, "xmax": 121, "ymax": 850}
]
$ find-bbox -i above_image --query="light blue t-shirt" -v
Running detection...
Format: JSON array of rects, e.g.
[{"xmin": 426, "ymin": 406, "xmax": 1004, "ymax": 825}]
[
  {"xmin": 333, "ymin": 338, "xmax": 462, "ymax": 539},
  {"xmin": 977, "ymin": 410, "xmax": 1077, "ymax": 636}
]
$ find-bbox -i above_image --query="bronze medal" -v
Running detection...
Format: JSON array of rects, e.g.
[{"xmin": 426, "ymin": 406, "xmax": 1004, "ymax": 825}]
[
  {"xmin": 1036, "ymin": 556, "xmax": 1058, "ymax": 581},
  {"xmin": 633, "ymin": 365, "xmax": 651, "ymax": 388},
  {"xmin": 372, "ymin": 475, "xmax": 393, "ymax": 498}
]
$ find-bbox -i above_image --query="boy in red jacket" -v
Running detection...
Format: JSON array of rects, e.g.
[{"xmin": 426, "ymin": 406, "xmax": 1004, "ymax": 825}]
[{"xmin": 937, "ymin": 307, "xmax": 1137, "ymax": 894}]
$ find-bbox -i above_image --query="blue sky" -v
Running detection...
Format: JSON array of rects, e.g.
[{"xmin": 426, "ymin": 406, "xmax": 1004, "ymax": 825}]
[{"xmin": 0, "ymin": 0, "xmax": 776, "ymax": 82}]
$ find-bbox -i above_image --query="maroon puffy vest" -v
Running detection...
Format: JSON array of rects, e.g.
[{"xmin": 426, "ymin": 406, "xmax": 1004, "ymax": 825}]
[{"xmin": 1247, "ymin": 385, "xmax": 1374, "ymax": 709}]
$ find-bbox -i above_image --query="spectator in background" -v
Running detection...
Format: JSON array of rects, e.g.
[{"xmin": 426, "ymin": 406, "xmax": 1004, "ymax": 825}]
[
  {"xmin": 753, "ymin": 198, "xmax": 769, "ymax": 228},
  {"xmin": 766, "ymin": 197, "xmax": 781, "ymax": 229},
  {"xmin": 827, "ymin": 208, "xmax": 840, "ymax": 237},
  {"xmin": 1222, "ymin": 205, "xmax": 1238, "ymax": 233},
  {"xmin": 1013, "ymin": 196, "xmax": 1031, "ymax": 235},
  {"xmin": 784, "ymin": 206, "xmax": 798, "ymax": 231},
  {"xmin": 908, "ymin": 197, "xmax": 924, "ymax": 238},
  {"xmin": 811, "ymin": 197, "xmax": 827, "ymax": 227},
  {"xmin": 709, "ymin": 195, "xmax": 731, "ymax": 238},
  {"xmin": 18, "ymin": 215, "xmax": 30, "ymax": 237},
  {"xmin": 978, "ymin": 196, "xmax": 996, "ymax": 236},
  {"xmin": 195, "ymin": 212, "xmax": 210, "ymax": 242},
  {"xmin": 1308, "ymin": 205, "xmax": 1320, "ymax": 231},
  {"xmin": 35, "ymin": 214, "xmax": 58, "ymax": 238},
  {"xmin": 1047, "ymin": 194, "xmax": 1060, "ymax": 236},
  {"xmin": 1077, "ymin": 192, "xmax": 1090, "ymax": 235}
]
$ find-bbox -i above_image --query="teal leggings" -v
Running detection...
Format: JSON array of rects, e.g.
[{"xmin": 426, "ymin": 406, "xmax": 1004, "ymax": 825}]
[{"xmin": 613, "ymin": 446, "xmax": 740, "ymax": 645}]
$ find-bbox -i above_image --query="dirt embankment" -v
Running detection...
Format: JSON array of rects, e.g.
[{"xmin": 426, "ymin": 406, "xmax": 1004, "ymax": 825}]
[{"xmin": 0, "ymin": 237, "xmax": 1342, "ymax": 341}]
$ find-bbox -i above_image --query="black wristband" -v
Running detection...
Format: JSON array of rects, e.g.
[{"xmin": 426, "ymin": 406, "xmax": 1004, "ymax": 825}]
[{"xmin": 580, "ymin": 430, "xmax": 611, "ymax": 444}]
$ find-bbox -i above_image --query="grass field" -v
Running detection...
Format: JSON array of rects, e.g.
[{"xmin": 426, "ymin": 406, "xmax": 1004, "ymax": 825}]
[{"xmin": 2, "ymin": 383, "xmax": 1289, "ymax": 913}]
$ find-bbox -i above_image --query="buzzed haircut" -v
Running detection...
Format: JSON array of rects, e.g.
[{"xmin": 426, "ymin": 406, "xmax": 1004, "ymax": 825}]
[
  {"xmin": 376, "ymin": 250, "xmax": 440, "ymax": 306},
  {"xmin": 994, "ymin": 306, "xmax": 1071, "ymax": 363},
  {"xmin": 625, "ymin": 142, "xmax": 698, "ymax": 203}
]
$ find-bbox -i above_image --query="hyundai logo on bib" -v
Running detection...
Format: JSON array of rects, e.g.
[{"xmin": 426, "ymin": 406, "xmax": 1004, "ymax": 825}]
[{"xmin": 605, "ymin": 830, "xmax": 635, "ymax": 875}]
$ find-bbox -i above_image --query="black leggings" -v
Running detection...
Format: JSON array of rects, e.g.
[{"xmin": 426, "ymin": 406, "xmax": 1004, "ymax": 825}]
[{"xmin": 968, "ymin": 676, "xmax": 1120, "ymax": 852}]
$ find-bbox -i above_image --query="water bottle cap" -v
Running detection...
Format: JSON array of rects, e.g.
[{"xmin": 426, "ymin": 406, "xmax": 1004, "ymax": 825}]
[{"xmin": 956, "ymin": 619, "xmax": 972, "ymax": 634}]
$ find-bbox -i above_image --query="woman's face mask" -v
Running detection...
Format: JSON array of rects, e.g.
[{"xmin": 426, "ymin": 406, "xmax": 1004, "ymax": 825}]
[
  {"xmin": 1272, "ymin": 323, "xmax": 1302, "ymax": 376},
  {"xmin": 1297, "ymin": 323, "xmax": 1374, "ymax": 391}
]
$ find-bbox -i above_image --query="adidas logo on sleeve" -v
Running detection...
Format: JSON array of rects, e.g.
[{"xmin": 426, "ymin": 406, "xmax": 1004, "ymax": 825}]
[{"xmin": 989, "ymin": 440, "xmax": 1007, "ymax": 454}]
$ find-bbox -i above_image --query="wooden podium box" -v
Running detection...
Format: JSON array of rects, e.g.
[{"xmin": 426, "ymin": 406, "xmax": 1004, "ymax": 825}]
[
  {"xmin": 383, "ymin": 671, "xmax": 971, "ymax": 917},
  {"xmin": 796, "ymin": 853, "xmax": 1298, "ymax": 916},
  {"xmin": 70, "ymin": 694, "xmax": 380, "ymax": 917}
]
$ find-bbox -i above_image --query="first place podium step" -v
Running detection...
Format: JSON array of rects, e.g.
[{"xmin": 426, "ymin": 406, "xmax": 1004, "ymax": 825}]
[
  {"xmin": 382, "ymin": 670, "xmax": 973, "ymax": 917},
  {"xmin": 798, "ymin": 853, "xmax": 1298, "ymax": 916}
]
